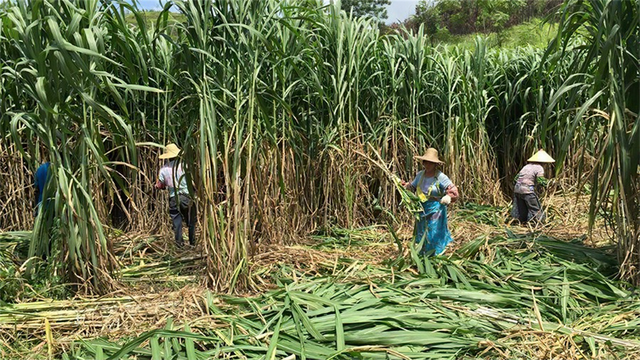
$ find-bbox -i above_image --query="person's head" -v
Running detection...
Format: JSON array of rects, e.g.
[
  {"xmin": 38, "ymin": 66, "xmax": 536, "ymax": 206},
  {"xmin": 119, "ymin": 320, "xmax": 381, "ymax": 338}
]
[
  {"xmin": 422, "ymin": 160, "xmax": 437, "ymax": 172},
  {"xmin": 414, "ymin": 148, "xmax": 444, "ymax": 172},
  {"xmin": 159, "ymin": 143, "xmax": 180, "ymax": 162}
]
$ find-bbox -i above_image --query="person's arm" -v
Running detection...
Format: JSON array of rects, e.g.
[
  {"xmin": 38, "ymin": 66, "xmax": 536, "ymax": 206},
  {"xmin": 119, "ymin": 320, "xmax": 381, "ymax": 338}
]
[
  {"xmin": 535, "ymin": 165, "xmax": 547, "ymax": 187},
  {"xmin": 401, "ymin": 180, "xmax": 416, "ymax": 192},
  {"xmin": 445, "ymin": 184, "xmax": 459, "ymax": 203},
  {"xmin": 400, "ymin": 172, "xmax": 419, "ymax": 192},
  {"xmin": 438, "ymin": 173, "xmax": 457, "ymax": 205},
  {"xmin": 406, "ymin": 172, "xmax": 421, "ymax": 192},
  {"xmin": 156, "ymin": 170, "xmax": 166, "ymax": 189}
]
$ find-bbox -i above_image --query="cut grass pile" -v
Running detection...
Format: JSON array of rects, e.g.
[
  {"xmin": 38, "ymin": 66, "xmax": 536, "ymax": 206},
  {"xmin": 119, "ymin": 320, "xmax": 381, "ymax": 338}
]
[
  {"xmin": 1, "ymin": 193, "xmax": 636, "ymax": 359},
  {"xmin": 59, "ymin": 233, "xmax": 638, "ymax": 359},
  {"xmin": 2, "ymin": 229, "xmax": 636, "ymax": 360}
]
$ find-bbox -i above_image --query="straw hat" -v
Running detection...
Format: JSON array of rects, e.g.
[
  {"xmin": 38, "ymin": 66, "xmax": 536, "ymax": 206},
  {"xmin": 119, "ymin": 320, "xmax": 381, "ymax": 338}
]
[
  {"xmin": 528, "ymin": 149, "xmax": 555, "ymax": 163},
  {"xmin": 159, "ymin": 143, "xmax": 181, "ymax": 159},
  {"xmin": 414, "ymin": 148, "xmax": 444, "ymax": 164}
]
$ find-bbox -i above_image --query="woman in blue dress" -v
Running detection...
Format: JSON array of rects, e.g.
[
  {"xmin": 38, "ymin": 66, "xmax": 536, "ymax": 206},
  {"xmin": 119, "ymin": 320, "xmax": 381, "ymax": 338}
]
[{"xmin": 401, "ymin": 148, "xmax": 459, "ymax": 255}]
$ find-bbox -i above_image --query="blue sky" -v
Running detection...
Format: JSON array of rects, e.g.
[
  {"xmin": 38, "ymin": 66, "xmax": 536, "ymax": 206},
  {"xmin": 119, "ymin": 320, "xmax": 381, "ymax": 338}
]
[{"xmin": 134, "ymin": 0, "xmax": 421, "ymax": 24}]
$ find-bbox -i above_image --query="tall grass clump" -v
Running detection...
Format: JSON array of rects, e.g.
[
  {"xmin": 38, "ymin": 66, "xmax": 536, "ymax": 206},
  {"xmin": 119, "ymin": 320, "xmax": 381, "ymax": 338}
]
[
  {"xmin": 546, "ymin": 0, "xmax": 639, "ymax": 282},
  {"xmin": 0, "ymin": 0, "xmax": 160, "ymax": 292},
  {"xmin": 3, "ymin": 0, "xmax": 632, "ymax": 291}
]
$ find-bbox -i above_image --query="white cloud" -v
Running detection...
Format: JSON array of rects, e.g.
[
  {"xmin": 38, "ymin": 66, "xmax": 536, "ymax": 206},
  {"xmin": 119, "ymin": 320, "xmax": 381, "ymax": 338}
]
[{"xmin": 386, "ymin": 0, "xmax": 420, "ymax": 24}]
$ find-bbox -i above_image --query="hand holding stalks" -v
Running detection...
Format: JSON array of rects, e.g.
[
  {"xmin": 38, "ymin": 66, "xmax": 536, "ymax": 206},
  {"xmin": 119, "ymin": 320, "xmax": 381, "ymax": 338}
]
[{"xmin": 400, "ymin": 180, "xmax": 415, "ymax": 191}]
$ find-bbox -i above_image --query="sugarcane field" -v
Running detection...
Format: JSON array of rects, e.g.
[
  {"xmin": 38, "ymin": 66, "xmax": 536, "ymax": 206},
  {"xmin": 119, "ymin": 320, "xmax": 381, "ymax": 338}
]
[{"xmin": 0, "ymin": 0, "xmax": 639, "ymax": 359}]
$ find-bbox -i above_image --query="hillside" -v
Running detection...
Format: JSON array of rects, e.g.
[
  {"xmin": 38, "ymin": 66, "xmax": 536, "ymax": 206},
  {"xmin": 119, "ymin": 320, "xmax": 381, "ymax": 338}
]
[
  {"xmin": 438, "ymin": 18, "xmax": 558, "ymax": 49},
  {"xmin": 125, "ymin": 10, "xmax": 186, "ymax": 26},
  {"xmin": 129, "ymin": 10, "xmax": 555, "ymax": 49}
]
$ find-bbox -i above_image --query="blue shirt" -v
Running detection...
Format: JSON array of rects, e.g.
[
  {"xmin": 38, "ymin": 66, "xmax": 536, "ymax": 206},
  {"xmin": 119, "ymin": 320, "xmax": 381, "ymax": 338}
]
[
  {"xmin": 34, "ymin": 162, "xmax": 51, "ymax": 205},
  {"xmin": 410, "ymin": 170, "xmax": 452, "ymax": 198}
]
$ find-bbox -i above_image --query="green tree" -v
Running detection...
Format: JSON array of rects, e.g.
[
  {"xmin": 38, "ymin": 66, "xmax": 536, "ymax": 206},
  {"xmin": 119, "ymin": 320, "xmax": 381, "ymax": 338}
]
[
  {"xmin": 414, "ymin": 0, "xmax": 442, "ymax": 36},
  {"xmin": 339, "ymin": 0, "xmax": 391, "ymax": 20},
  {"xmin": 414, "ymin": 0, "xmax": 561, "ymax": 38}
]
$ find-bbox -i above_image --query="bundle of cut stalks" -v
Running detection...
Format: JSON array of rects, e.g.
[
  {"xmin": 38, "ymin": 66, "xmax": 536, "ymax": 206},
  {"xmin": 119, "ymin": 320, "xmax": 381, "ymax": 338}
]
[
  {"xmin": 359, "ymin": 145, "xmax": 423, "ymax": 220},
  {"xmin": 0, "ymin": 288, "xmax": 210, "ymax": 335}
]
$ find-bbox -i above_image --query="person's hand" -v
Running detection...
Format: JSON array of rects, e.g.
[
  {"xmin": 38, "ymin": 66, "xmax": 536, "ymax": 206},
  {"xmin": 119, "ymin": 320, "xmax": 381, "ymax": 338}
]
[
  {"xmin": 440, "ymin": 195, "xmax": 451, "ymax": 205},
  {"xmin": 400, "ymin": 180, "xmax": 411, "ymax": 189},
  {"xmin": 155, "ymin": 180, "xmax": 164, "ymax": 189}
]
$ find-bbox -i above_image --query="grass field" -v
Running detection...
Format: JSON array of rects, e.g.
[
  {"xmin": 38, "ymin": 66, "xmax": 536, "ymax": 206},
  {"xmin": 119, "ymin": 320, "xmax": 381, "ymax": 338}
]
[
  {"xmin": 438, "ymin": 19, "xmax": 558, "ymax": 49},
  {"xmin": 0, "ymin": 0, "xmax": 638, "ymax": 358},
  {"xmin": 2, "ymin": 194, "xmax": 639, "ymax": 359}
]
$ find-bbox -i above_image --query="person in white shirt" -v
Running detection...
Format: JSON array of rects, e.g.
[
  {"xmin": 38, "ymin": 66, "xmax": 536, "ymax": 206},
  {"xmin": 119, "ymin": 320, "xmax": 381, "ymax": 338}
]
[{"xmin": 155, "ymin": 143, "xmax": 196, "ymax": 247}]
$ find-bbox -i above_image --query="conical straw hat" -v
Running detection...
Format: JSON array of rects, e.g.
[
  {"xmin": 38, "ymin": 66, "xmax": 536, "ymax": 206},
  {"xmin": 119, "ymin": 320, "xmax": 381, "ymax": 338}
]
[
  {"xmin": 528, "ymin": 149, "xmax": 555, "ymax": 163},
  {"xmin": 159, "ymin": 143, "xmax": 181, "ymax": 159},
  {"xmin": 414, "ymin": 148, "xmax": 444, "ymax": 164}
]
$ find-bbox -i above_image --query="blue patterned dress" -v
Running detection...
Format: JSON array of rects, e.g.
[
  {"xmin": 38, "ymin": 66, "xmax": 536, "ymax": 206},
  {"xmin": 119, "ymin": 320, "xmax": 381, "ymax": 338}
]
[{"xmin": 410, "ymin": 171, "xmax": 454, "ymax": 255}]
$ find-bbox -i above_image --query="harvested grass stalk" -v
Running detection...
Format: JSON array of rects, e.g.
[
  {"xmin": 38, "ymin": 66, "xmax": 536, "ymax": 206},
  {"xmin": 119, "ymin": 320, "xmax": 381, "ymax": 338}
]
[
  {"xmin": 65, "ymin": 234, "xmax": 640, "ymax": 360},
  {"xmin": 356, "ymin": 145, "xmax": 423, "ymax": 220}
]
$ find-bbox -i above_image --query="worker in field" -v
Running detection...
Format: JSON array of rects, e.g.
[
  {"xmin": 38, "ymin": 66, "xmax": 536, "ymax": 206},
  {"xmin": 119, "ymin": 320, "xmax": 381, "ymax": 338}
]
[
  {"xmin": 34, "ymin": 160, "xmax": 56, "ymax": 259},
  {"xmin": 401, "ymin": 148, "xmax": 459, "ymax": 255},
  {"xmin": 155, "ymin": 143, "xmax": 197, "ymax": 248},
  {"xmin": 511, "ymin": 149, "xmax": 555, "ymax": 223},
  {"xmin": 34, "ymin": 161, "xmax": 51, "ymax": 217}
]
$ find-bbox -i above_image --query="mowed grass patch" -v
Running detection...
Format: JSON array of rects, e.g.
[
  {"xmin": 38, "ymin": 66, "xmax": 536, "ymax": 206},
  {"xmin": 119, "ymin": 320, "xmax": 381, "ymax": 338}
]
[
  {"xmin": 3, "ymin": 222, "xmax": 633, "ymax": 360},
  {"xmin": 61, "ymin": 233, "xmax": 637, "ymax": 360}
]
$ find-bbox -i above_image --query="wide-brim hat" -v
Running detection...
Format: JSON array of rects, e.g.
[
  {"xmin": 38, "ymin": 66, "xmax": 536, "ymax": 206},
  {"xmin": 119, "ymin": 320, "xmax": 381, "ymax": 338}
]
[
  {"xmin": 159, "ymin": 143, "xmax": 181, "ymax": 159},
  {"xmin": 414, "ymin": 148, "xmax": 444, "ymax": 164},
  {"xmin": 528, "ymin": 149, "xmax": 555, "ymax": 163}
]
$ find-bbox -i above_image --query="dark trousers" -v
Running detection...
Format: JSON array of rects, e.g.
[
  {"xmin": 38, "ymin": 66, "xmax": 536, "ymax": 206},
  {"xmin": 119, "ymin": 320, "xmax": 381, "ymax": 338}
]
[
  {"xmin": 513, "ymin": 192, "xmax": 546, "ymax": 223},
  {"xmin": 169, "ymin": 194, "xmax": 196, "ymax": 246}
]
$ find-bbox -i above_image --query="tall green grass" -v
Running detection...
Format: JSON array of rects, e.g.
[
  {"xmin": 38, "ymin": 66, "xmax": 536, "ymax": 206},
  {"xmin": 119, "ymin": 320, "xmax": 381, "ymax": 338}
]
[
  {"xmin": 0, "ymin": 0, "xmax": 160, "ymax": 291},
  {"xmin": 546, "ymin": 0, "xmax": 639, "ymax": 283},
  {"xmin": 0, "ymin": 0, "xmax": 635, "ymax": 291}
]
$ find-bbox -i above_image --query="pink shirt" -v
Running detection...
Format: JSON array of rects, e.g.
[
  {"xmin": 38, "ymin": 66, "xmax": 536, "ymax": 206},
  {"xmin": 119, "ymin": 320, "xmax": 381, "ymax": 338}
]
[{"xmin": 515, "ymin": 164, "xmax": 544, "ymax": 194}]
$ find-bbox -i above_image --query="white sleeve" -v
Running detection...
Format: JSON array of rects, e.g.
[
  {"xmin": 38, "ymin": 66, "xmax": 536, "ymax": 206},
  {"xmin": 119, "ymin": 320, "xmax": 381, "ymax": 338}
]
[{"xmin": 158, "ymin": 168, "xmax": 166, "ymax": 184}]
